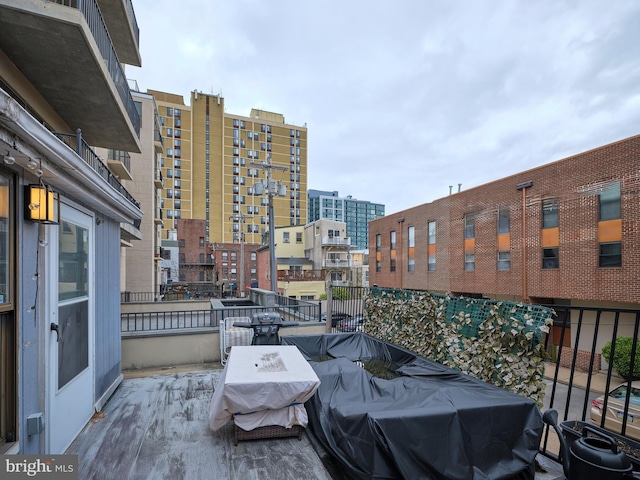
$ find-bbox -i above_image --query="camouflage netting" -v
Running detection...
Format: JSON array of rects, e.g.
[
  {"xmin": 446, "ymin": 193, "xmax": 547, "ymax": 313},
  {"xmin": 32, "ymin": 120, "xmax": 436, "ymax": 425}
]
[{"xmin": 363, "ymin": 288, "xmax": 553, "ymax": 406}]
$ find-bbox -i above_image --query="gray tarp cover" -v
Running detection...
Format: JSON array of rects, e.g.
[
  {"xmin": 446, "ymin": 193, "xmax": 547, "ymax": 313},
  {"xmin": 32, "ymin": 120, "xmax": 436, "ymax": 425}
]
[{"xmin": 282, "ymin": 333, "xmax": 542, "ymax": 480}]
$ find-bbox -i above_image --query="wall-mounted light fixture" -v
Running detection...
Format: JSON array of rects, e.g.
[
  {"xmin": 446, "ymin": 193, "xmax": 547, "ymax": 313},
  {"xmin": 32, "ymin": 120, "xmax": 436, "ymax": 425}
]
[
  {"xmin": 25, "ymin": 184, "xmax": 59, "ymax": 224},
  {"xmin": 3, "ymin": 150, "xmax": 15, "ymax": 165}
]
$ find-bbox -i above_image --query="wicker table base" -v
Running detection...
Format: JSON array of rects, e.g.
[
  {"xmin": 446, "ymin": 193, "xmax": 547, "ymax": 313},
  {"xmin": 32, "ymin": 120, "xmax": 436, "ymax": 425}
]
[{"xmin": 234, "ymin": 424, "xmax": 303, "ymax": 445}]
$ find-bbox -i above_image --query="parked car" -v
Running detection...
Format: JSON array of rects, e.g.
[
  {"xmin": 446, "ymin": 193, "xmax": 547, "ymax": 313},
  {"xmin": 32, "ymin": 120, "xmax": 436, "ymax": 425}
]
[
  {"xmin": 337, "ymin": 315, "xmax": 366, "ymax": 332},
  {"xmin": 590, "ymin": 381, "xmax": 640, "ymax": 440},
  {"xmin": 321, "ymin": 312, "xmax": 352, "ymax": 327}
]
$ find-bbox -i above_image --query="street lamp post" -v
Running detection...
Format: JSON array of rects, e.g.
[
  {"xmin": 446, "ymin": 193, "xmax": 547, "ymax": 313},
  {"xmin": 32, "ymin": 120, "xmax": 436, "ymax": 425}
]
[{"xmin": 251, "ymin": 159, "xmax": 287, "ymax": 293}]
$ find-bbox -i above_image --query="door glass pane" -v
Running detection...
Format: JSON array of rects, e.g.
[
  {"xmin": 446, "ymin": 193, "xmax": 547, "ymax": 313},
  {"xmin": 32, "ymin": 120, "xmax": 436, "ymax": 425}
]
[
  {"xmin": 58, "ymin": 300, "xmax": 89, "ymax": 389},
  {"xmin": 59, "ymin": 221, "xmax": 88, "ymax": 301},
  {"xmin": 0, "ymin": 174, "xmax": 11, "ymax": 304}
]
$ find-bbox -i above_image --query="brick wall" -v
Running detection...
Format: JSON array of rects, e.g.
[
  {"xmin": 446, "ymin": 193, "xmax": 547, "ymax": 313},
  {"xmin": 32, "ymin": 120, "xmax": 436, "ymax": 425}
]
[
  {"xmin": 369, "ymin": 134, "xmax": 640, "ymax": 305},
  {"xmin": 559, "ymin": 347, "xmax": 601, "ymax": 375}
]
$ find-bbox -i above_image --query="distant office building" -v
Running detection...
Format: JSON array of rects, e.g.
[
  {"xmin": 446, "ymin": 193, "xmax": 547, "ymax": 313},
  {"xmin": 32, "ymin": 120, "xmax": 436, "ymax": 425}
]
[
  {"xmin": 148, "ymin": 90, "xmax": 308, "ymax": 244},
  {"xmin": 308, "ymin": 190, "xmax": 384, "ymax": 249}
]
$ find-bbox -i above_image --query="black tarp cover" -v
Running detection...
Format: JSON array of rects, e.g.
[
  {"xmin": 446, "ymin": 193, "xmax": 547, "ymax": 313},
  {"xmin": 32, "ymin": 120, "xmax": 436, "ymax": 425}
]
[{"xmin": 282, "ymin": 333, "xmax": 542, "ymax": 480}]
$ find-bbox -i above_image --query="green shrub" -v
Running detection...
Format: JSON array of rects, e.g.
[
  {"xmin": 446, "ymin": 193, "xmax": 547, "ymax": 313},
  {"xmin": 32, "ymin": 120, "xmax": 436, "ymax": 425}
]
[
  {"xmin": 319, "ymin": 293, "xmax": 327, "ymax": 300},
  {"xmin": 602, "ymin": 337, "xmax": 640, "ymax": 379},
  {"xmin": 332, "ymin": 287, "xmax": 351, "ymax": 301}
]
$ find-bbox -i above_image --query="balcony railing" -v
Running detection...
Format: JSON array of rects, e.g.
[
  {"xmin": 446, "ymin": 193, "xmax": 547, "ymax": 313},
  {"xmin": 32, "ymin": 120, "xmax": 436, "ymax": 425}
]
[
  {"xmin": 277, "ymin": 270, "xmax": 325, "ymax": 281},
  {"xmin": 322, "ymin": 236, "xmax": 351, "ymax": 246},
  {"xmin": 54, "ymin": 0, "xmax": 140, "ymax": 135},
  {"xmin": 323, "ymin": 259, "xmax": 351, "ymax": 268},
  {"xmin": 53, "ymin": 129, "xmax": 140, "ymax": 209},
  {"xmin": 107, "ymin": 149, "xmax": 131, "ymax": 172}
]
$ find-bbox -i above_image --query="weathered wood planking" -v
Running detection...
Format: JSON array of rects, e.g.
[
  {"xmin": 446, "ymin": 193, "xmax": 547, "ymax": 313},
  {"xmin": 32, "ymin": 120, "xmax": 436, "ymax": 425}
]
[{"xmin": 66, "ymin": 370, "xmax": 334, "ymax": 480}]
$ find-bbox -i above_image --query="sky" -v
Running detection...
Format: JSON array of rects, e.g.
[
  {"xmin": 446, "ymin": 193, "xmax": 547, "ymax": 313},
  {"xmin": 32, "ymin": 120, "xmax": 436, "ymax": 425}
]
[{"xmin": 129, "ymin": 0, "xmax": 640, "ymax": 215}]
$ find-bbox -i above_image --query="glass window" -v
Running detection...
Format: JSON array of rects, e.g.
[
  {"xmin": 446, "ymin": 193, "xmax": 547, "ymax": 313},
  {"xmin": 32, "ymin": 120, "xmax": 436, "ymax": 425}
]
[
  {"xmin": 376, "ymin": 234, "xmax": 381, "ymax": 252},
  {"xmin": 542, "ymin": 247, "xmax": 559, "ymax": 269},
  {"xmin": 498, "ymin": 208, "xmax": 510, "ymax": 234},
  {"xmin": 296, "ymin": 232, "xmax": 302, "ymax": 243},
  {"xmin": 408, "ymin": 226, "xmax": 415, "ymax": 272},
  {"xmin": 390, "ymin": 231, "xmax": 396, "ymax": 250},
  {"xmin": 498, "ymin": 251, "xmax": 510, "ymax": 270},
  {"xmin": 542, "ymin": 199, "xmax": 559, "ymax": 228},
  {"xmin": 599, "ymin": 242, "xmax": 622, "ymax": 267},
  {"xmin": 283, "ymin": 232, "xmax": 290, "ymax": 243},
  {"xmin": 464, "ymin": 213, "xmax": 475, "ymax": 239},
  {"xmin": 428, "ymin": 221, "xmax": 436, "ymax": 244},
  {"xmin": 465, "ymin": 253, "xmax": 475, "ymax": 271},
  {"xmin": 0, "ymin": 173, "xmax": 13, "ymax": 305},
  {"xmin": 600, "ymin": 182, "xmax": 621, "ymax": 221}
]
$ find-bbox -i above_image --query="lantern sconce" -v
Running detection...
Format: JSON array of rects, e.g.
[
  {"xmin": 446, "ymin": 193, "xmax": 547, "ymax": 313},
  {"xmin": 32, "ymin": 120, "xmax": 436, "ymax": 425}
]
[{"xmin": 25, "ymin": 184, "xmax": 59, "ymax": 224}]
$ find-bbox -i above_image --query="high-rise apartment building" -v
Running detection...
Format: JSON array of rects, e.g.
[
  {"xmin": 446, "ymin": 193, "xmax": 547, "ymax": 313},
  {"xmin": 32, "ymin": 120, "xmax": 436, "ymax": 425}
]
[
  {"xmin": 308, "ymin": 190, "xmax": 384, "ymax": 249},
  {"xmin": 150, "ymin": 90, "xmax": 307, "ymax": 245}
]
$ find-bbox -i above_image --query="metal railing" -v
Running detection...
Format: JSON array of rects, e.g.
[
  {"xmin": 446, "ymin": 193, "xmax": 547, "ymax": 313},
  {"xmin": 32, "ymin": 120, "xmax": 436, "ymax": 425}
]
[
  {"xmin": 53, "ymin": 129, "xmax": 140, "ymax": 209},
  {"xmin": 54, "ymin": 0, "xmax": 140, "ymax": 135},
  {"xmin": 326, "ymin": 286, "xmax": 640, "ymax": 462},
  {"xmin": 121, "ymin": 309, "xmax": 214, "ymax": 332},
  {"xmin": 108, "ymin": 149, "xmax": 131, "ymax": 172},
  {"xmin": 277, "ymin": 269, "xmax": 325, "ymax": 281}
]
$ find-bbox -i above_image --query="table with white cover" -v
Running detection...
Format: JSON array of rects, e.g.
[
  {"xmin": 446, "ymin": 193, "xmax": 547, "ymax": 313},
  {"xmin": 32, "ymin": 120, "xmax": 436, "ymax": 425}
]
[{"xmin": 209, "ymin": 345, "xmax": 320, "ymax": 438}]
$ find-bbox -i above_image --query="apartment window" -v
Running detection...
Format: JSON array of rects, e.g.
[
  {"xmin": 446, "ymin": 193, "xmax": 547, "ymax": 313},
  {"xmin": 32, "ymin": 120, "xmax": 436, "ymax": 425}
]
[
  {"xmin": 376, "ymin": 234, "xmax": 381, "ymax": 252},
  {"xmin": 166, "ymin": 189, "xmax": 173, "ymax": 199},
  {"xmin": 231, "ymin": 252, "xmax": 237, "ymax": 262},
  {"xmin": 222, "ymin": 268, "xmax": 229, "ymax": 280},
  {"xmin": 296, "ymin": 232, "xmax": 302, "ymax": 243},
  {"xmin": 390, "ymin": 231, "xmax": 396, "ymax": 250},
  {"xmin": 498, "ymin": 208, "xmax": 510, "ymax": 234},
  {"xmin": 283, "ymin": 232, "xmax": 290, "ymax": 243},
  {"xmin": 199, "ymin": 237, "xmax": 205, "ymax": 248},
  {"xmin": 464, "ymin": 253, "xmax": 475, "ymax": 271},
  {"xmin": 251, "ymin": 253, "xmax": 257, "ymax": 261},
  {"xmin": 179, "ymin": 239, "xmax": 185, "ymax": 247},
  {"xmin": 428, "ymin": 221, "xmax": 436, "ymax": 271},
  {"xmin": 542, "ymin": 247, "xmax": 559, "ymax": 269},
  {"xmin": 408, "ymin": 226, "xmax": 415, "ymax": 272},
  {"xmin": 498, "ymin": 251, "xmax": 510, "ymax": 270},
  {"xmin": 221, "ymin": 252, "xmax": 228, "ymax": 261},
  {"xmin": 542, "ymin": 198, "xmax": 559, "ymax": 228},
  {"xmin": 464, "ymin": 213, "xmax": 475, "ymax": 239},
  {"xmin": 179, "ymin": 253, "xmax": 185, "ymax": 263},
  {"xmin": 599, "ymin": 182, "xmax": 621, "ymax": 221},
  {"xmin": 600, "ymin": 242, "xmax": 622, "ymax": 267},
  {"xmin": 166, "ymin": 169, "xmax": 173, "ymax": 178}
]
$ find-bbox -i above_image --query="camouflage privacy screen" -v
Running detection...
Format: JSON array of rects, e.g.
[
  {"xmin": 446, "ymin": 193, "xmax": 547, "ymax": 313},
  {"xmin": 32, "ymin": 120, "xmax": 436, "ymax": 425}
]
[{"xmin": 282, "ymin": 333, "xmax": 542, "ymax": 480}]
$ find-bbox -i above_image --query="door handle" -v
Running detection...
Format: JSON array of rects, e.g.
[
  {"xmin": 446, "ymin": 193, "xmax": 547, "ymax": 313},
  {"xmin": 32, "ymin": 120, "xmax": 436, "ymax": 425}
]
[{"xmin": 50, "ymin": 323, "xmax": 59, "ymax": 342}]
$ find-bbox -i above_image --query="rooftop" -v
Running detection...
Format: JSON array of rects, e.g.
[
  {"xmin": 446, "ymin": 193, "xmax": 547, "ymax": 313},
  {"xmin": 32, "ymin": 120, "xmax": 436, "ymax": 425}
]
[{"xmin": 66, "ymin": 364, "xmax": 564, "ymax": 480}]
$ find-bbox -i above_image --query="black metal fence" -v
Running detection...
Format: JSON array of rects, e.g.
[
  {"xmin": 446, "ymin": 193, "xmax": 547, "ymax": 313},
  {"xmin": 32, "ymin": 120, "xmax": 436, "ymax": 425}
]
[
  {"xmin": 327, "ymin": 286, "xmax": 640, "ymax": 460},
  {"xmin": 121, "ymin": 310, "xmax": 214, "ymax": 332}
]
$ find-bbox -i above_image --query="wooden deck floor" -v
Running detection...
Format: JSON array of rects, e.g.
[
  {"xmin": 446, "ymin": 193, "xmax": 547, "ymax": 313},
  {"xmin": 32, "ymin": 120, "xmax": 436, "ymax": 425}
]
[
  {"xmin": 66, "ymin": 368, "xmax": 337, "ymax": 480},
  {"xmin": 66, "ymin": 366, "xmax": 565, "ymax": 480}
]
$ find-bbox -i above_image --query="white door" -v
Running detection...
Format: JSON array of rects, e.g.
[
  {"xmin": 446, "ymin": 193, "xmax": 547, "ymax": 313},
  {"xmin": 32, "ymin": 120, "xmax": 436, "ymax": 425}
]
[{"xmin": 46, "ymin": 203, "xmax": 94, "ymax": 453}]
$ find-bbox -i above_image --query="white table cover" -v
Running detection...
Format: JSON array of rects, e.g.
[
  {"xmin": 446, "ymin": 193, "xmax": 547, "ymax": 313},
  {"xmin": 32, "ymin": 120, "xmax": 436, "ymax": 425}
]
[{"xmin": 209, "ymin": 345, "xmax": 320, "ymax": 431}]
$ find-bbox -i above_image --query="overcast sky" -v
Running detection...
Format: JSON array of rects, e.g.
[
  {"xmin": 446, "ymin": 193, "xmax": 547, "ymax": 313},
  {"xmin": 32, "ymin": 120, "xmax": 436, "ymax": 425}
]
[{"xmin": 129, "ymin": 0, "xmax": 640, "ymax": 214}]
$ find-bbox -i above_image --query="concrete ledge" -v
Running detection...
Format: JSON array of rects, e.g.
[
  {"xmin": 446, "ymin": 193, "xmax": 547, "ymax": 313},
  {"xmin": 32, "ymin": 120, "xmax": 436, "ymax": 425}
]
[{"xmin": 121, "ymin": 322, "xmax": 327, "ymax": 370}]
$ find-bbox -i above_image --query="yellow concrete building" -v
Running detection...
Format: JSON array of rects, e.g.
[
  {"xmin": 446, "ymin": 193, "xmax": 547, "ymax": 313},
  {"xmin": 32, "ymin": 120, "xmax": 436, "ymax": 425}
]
[{"xmin": 149, "ymin": 90, "xmax": 307, "ymax": 245}]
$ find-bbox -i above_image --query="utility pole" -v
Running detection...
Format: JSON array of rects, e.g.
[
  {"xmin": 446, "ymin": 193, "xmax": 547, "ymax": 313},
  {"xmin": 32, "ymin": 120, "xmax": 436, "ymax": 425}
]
[
  {"xmin": 251, "ymin": 159, "xmax": 287, "ymax": 292},
  {"xmin": 230, "ymin": 213, "xmax": 251, "ymax": 298}
]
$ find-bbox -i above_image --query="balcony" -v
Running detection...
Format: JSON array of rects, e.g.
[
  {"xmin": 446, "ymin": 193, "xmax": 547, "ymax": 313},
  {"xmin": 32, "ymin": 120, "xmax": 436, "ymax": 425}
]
[
  {"xmin": 322, "ymin": 236, "xmax": 351, "ymax": 246},
  {"xmin": 0, "ymin": 0, "xmax": 142, "ymax": 152},
  {"xmin": 154, "ymin": 208, "xmax": 163, "ymax": 225},
  {"xmin": 154, "ymin": 169, "xmax": 164, "ymax": 188},
  {"xmin": 107, "ymin": 149, "xmax": 132, "ymax": 180},
  {"xmin": 277, "ymin": 269, "xmax": 325, "ymax": 281},
  {"xmin": 322, "ymin": 259, "xmax": 351, "ymax": 268},
  {"xmin": 96, "ymin": 0, "xmax": 141, "ymax": 67}
]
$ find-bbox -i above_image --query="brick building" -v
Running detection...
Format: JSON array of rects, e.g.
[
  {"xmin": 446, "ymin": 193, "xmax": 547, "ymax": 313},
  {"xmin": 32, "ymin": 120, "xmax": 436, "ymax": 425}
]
[
  {"xmin": 369, "ymin": 134, "xmax": 640, "ymax": 307},
  {"xmin": 175, "ymin": 219, "xmax": 260, "ymax": 296}
]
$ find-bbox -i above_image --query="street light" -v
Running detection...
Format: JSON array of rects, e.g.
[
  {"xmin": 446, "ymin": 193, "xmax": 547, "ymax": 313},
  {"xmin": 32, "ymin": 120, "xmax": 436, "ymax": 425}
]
[{"xmin": 251, "ymin": 159, "xmax": 287, "ymax": 292}]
